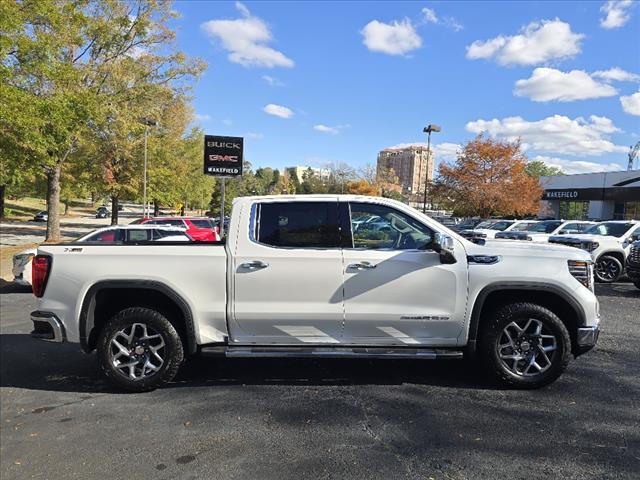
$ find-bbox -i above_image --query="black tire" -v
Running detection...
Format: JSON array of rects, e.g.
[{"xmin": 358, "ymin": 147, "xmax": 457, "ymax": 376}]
[
  {"xmin": 634, "ymin": 280, "xmax": 640, "ymax": 290},
  {"xmin": 595, "ymin": 255, "xmax": 623, "ymax": 283},
  {"xmin": 97, "ymin": 307, "xmax": 184, "ymax": 392},
  {"xmin": 479, "ymin": 302, "xmax": 571, "ymax": 389}
]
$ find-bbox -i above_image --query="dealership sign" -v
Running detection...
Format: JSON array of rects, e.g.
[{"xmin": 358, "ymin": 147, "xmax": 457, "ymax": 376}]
[{"xmin": 204, "ymin": 135, "xmax": 243, "ymax": 176}]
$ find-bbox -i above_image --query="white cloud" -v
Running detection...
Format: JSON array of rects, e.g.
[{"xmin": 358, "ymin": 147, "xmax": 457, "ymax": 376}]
[
  {"xmin": 262, "ymin": 75, "xmax": 285, "ymax": 86},
  {"xmin": 514, "ymin": 68, "xmax": 618, "ymax": 102},
  {"xmin": 466, "ymin": 114, "xmax": 627, "ymax": 156},
  {"xmin": 361, "ymin": 19, "xmax": 422, "ymax": 56},
  {"xmin": 313, "ymin": 124, "xmax": 350, "ymax": 135},
  {"xmin": 420, "ymin": 7, "xmax": 463, "ymax": 31},
  {"xmin": 466, "ymin": 19, "xmax": 584, "ymax": 66},
  {"xmin": 592, "ymin": 67, "xmax": 640, "ymax": 82},
  {"xmin": 600, "ymin": 1, "xmax": 634, "ymax": 29},
  {"xmin": 201, "ymin": 2, "xmax": 294, "ymax": 68},
  {"xmin": 533, "ymin": 155, "xmax": 623, "ymax": 174},
  {"xmin": 194, "ymin": 113, "xmax": 211, "ymax": 122},
  {"xmin": 422, "ymin": 8, "xmax": 438, "ymax": 24},
  {"xmin": 263, "ymin": 103, "xmax": 293, "ymax": 118},
  {"xmin": 620, "ymin": 90, "xmax": 640, "ymax": 115}
]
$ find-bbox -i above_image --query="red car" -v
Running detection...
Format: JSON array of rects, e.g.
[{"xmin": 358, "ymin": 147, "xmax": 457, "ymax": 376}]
[{"xmin": 136, "ymin": 217, "xmax": 220, "ymax": 242}]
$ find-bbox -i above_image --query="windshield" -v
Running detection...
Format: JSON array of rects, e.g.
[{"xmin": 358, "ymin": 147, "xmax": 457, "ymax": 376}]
[
  {"xmin": 584, "ymin": 222, "xmax": 635, "ymax": 237},
  {"xmin": 487, "ymin": 220, "xmax": 514, "ymax": 231},
  {"xmin": 475, "ymin": 220, "xmax": 496, "ymax": 229},
  {"xmin": 511, "ymin": 221, "xmax": 537, "ymax": 232},
  {"xmin": 527, "ymin": 221, "xmax": 563, "ymax": 233}
]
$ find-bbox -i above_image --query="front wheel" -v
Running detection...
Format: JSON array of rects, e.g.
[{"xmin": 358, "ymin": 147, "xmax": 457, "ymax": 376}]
[
  {"xmin": 595, "ymin": 255, "xmax": 623, "ymax": 283},
  {"xmin": 97, "ymin": 307, "xmax": 184, "ymax": 392},
  {"xmin": 479, "ymin": 303, "xmax": 571, "ymax": 389}
]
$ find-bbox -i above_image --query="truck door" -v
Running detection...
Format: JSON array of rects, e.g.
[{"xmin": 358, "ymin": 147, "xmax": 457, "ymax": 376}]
[
  {"xmin": 229, "ymin": 200, "xmax": 345, "ymax": 345},
  {"xmin": 341, "ymin": 201, "xmax": 467, "ymax": 346}
]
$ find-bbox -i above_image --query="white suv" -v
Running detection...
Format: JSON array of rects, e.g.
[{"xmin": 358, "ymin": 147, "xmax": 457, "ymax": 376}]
[
  {"xmin": 460, "ymin": 219, "xmax": 539, "ymax": 240},
  {"xmin": 549, "ymin": 221, "xmax": 640, "ymax": 282},
  {"xmin": 495, "ymin": 220, "xmax": 595, "ymax": 242}
]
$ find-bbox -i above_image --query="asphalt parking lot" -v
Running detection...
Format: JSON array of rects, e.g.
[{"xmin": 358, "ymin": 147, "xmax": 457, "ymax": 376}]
[{"xmin": 1, "ymin": 284, "xmax": 639, "ymax": 480}]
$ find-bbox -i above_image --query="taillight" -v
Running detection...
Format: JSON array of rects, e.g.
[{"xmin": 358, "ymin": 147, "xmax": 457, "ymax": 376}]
[{"xmin": 32, "ymin": 255, "xmax": 51, "ymax": 298}]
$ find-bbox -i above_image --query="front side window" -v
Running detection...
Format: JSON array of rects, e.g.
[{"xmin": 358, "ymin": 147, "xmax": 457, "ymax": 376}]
[
  {"xmin": 348, "ymin": 203, "xmax": 433, "ymax": 250},
  {"xmin": 511, "ymin": 221, "xmax": 537, "ymax": 232},
  {"xmin": 256, "ymin": 202, "xmax": 340, "ymax": 248},
  {"xmin": 528, "ymin": 221, "xmax": 563, "ymax": 233}
]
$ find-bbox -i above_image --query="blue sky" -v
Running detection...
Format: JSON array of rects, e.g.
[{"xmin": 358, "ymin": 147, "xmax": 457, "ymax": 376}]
[{"xmin": 171, "ymin": 1, "xmax": 640, "ymax": 174}]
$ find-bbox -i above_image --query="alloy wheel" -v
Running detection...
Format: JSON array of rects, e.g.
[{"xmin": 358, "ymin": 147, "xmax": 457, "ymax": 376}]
[
  {"xmin": 596, "ymin": 258, "xmax": 620, "ymax": 281},
  {"xmin": 496, "ymin": 318, "xmax": 558, "ymax": 377},
  {"xmin": 109, "ymin": 323, "xmax": 165, "ymax": 381}
]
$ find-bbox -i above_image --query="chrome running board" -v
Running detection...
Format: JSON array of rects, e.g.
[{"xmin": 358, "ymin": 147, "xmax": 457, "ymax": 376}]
[{"xmin": 201, "ymin": 346, "xmax": 464, "ymax": 360}]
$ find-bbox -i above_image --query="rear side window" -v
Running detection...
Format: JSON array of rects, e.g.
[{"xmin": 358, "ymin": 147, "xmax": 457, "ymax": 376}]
[
  {"xmin": 190, "ymin": 219, "xmax": 213, "ymax": 229},
  {"xmin": 256, "ymin": 202, "xmax": 340, "ymax": 248},
  {"xmin": 126, "ymin": 229, "xmax": 152, "ymax": 242}
]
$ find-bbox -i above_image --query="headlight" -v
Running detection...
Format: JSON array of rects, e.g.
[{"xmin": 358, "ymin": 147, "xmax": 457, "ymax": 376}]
[{"xmin": 568, "ymin": 260, "xmax": 594, "ymax": 292}]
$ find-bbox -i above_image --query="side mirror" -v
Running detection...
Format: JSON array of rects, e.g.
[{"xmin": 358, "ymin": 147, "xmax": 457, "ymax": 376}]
[{"xmin": 433, "ymin": 233, "xmax": 456, "ymax": 264}]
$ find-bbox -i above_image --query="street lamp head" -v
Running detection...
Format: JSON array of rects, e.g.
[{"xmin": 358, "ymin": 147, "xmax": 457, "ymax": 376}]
[{"xmin": 423, "ymin": 124, "xmax": 441, "ymax": 133}]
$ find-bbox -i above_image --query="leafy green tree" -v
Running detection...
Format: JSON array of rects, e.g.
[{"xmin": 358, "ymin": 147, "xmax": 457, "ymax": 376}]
[
  {"xmin": 525, "ymin": 160, "xmax": 564, "ymax": 179},
  {"xmin": 2, "ymin": 0, "xmax": 204, "ymax": 238}
]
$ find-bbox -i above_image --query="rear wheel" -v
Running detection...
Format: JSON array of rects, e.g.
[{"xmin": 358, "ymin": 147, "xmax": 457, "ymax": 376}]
[
  {"xmin": 479, "ymin": 303, "xmax": 571, "ymax": 389},
  {"xmin": 97, "ymin": 307, "xmax": 184, "ymax": 392},
  {"xmin": 595, "ymin": 255, "xmax": 623, "ymax": 283}
]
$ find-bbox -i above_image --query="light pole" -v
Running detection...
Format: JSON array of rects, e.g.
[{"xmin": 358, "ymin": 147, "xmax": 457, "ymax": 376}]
[
  {"xmin": 422, "ymin": 124, "xmax": 441, "ymax": 213},
  {"xmin": 139, "ymin": 117, "xmax": 158, "ymax": 218}
]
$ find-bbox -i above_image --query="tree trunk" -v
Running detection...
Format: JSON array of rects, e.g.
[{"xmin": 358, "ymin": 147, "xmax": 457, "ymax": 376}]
[
  {"xmin": 0, "ymin": 184, "xmax": 5, "ymax": 218},
  {"xmin": 45, "ymin": 165, "xmax": 61, "ymax": 242},
  {"xmin": 153, "ymin": 200, "xmax": 159, "ymax": 217},
  {"xmin": 111, "ymin": 196, "xmax": 119, "ymax": 225}
]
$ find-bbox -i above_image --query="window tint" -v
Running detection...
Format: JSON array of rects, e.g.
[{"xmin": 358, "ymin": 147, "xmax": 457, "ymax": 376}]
[
  {"xmin": 126, "ymin": 229, "xmax": 151, "ymax": 242},
  {"xmin": 528, "ymin": 221, "xmax": 563, "ymax": 233},
  {"xmin": 85, "ymin": 230, "xmax": 121, "ymax": 242},
  {"xmin": 349, "ymin": 203, "xmax": 433, "ymax": 250},
  {"xmin": 190, "ymin": 219, "xmax": 213, "ymax": 229},
  {"xmin": 511, "ymin": 221, "xmax": 537, "ymax": 232},
  {"xmin": 488, "ymin": 221, "xmax": 514, "ymax": 231},
  {"xmin": 257, "ymin": 202, "xmax": 340, "ymax": 248},
  {"xmin": 584, "ymin": 222, "xmax": 635, "ymax": 237}
]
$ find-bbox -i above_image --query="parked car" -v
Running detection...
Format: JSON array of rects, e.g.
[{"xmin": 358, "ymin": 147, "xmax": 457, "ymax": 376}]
[
  {"xmin": 450, "ymin": 218, "xmax": 483, "ymax": 233},
  {"xmin": 625, "ymin": 240, "xmax": 640, "ymax": 289},
  {"xmin": 31, "ymin": 195, "xmax": 599, "ymax": 391},
  {"xmin": 96, "ymin": 207, "xmax": 110, "ymax": 218},
  {"xmin": 549, "ymin": 221, "xmax": 640, "ymax": 283},
  {"xmin": 12, "ymin": 225, "xmax": 192, "ymax": 285},
  {"xmin": 460, "ymin": 219, "xmax": 539, "ymax": 240},
  {"xmin": 33, "ymin": 211, "xmax": 48, "ymax": 222},
  {"xmin": 495, "ymin": 220, "xmax": 595, "ymax": 242},
  {"xmin": 137, "ymin": 217, "xmax": 221, "ymax": 241}
]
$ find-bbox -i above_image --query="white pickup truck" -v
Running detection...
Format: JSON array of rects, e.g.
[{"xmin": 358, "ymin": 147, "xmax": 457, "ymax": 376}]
[{"xmin": 30, "ymin": 195, "xmax": 600, "ymax": 391}]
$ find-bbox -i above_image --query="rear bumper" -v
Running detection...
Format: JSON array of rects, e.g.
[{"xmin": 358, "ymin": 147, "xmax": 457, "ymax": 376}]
[
  {"xmin": 575, "ymin": 325, "xmax": 599, "ymax": 356},
  {"xmin": 30, "ymin": 311, "xmax": 66, "ymax": 343}
]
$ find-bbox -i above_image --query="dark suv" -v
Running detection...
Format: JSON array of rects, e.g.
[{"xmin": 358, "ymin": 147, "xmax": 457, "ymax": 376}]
[{"xmin": 626, "ymin": 240, "xmax": 640, "ymax": 290}]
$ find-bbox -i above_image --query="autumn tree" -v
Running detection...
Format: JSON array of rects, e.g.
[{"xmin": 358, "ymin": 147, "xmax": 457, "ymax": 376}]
[
  {"xmin": 345, "ymin": 179, "xmax": 378, "ymax": 196},
  {"xmin": 433, "ymin": 135, "xmax": 543, "ymax": 217}
]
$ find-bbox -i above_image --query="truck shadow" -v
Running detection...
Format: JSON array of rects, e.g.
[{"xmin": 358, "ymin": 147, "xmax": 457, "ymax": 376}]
[{"xmin": 0, "ymin": 333, "xmax": 492, "ymax": 393}]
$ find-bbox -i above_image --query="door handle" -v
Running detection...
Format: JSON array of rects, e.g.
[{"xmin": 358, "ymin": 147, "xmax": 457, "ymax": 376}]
[
  {"xmin": 240, "ymin": 260, "xmax": 269, "ymax": 270},
  {"xmin": 348, "ymin": 261, "xmax": 377, "ymax": 270}
]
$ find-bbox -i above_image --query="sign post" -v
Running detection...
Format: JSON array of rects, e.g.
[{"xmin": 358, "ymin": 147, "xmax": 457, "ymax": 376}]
[{"xmin": 204, "ymin": 135, "xmax": 243, "ymax": 238}]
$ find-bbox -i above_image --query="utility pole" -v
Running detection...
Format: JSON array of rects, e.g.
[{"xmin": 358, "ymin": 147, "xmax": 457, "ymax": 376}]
[
  {"xmin": 139, "ymin": 117, "xmax": 158, "ymax": 217},
  {"xmin": 422, "ymin": 124, "xmax": 441, "ymax": 213}
]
